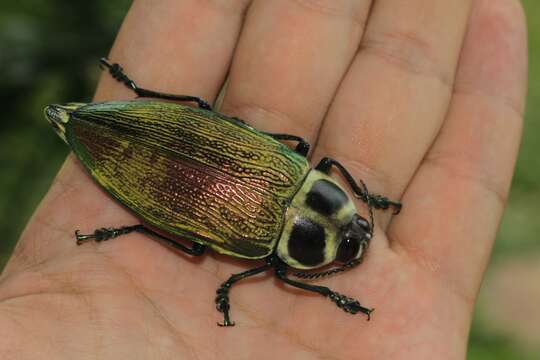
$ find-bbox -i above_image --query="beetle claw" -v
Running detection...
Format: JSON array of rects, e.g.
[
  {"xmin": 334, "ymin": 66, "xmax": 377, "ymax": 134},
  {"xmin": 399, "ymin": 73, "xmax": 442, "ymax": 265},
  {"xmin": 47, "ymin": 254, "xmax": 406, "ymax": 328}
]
[
  {"xmin": 217, "ymin": 320, "xmax": 235, "ymax": 327},
  {"xmin": 75, "ymin": 230, "xmax": 96, "ymax": 245},
  {"xmin": 328, "ymin": 291, "xmax": 374, "ymax": 320},
  {"xmin": 99, "ymin": 57, "xmax": 111, "ymax": 70}
]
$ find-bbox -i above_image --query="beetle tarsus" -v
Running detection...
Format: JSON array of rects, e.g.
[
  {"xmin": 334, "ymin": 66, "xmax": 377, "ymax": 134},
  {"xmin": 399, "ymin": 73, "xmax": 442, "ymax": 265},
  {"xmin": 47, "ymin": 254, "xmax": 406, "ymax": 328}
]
[
  {"xmin": 365, "ymin": 194, "xmax": 402, "ymax": 215},
  {"xmin": 215, "ymin": 283, "xmax": 236, "ymax": 327},
  {"xmin": 327, "ymin": 291, "xmax": 373, "ymax": 320},
  {"xmin": 216, "ymin": 292, "xmax": 235, "ymax": 327},
  {"xmin": 214, "ymin": 261, "xmax": 273, "ymax": 327},
  {"xmin": 75, "ymin": 227, "xmax": 114, "ymax": 244},
  {"xmin": 275, "ymin": 264, "xmax": 374, "ymax": 320},
  {"xmin": 99, "ymin": 58, "xmax": 136, "ymax": 90},
  {"xmin": 75, "ymin": 225, "xmax": 142, "ymax": 245}
]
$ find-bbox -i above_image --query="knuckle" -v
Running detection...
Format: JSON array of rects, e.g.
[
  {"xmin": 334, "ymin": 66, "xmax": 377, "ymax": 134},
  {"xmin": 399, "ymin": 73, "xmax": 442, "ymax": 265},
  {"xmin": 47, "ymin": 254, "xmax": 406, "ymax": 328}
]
[
  {"xmin": 315, "ymin": 146, "xmax": 397, "ymax": 198},
  {"xmin": 360, "ymin": 28, "xmax": 453, "ymax": 89},
  {"xmin": 485, "ymin": 0, "xmax": 527, "ymax": 30},
  {"xmin": 291, "ymin": 0, "xmax": 369, "ymax": 27},
  {"xmin": 223, "ymin": 101, "xmax": 315, "ymax": 139},
  {"xmin": 204, "ymin": 0, "xmax": 252, "ymax": 15},
  {"xmin": 423, "ymin": 150, "xmax": 510, "ymax": 207}
]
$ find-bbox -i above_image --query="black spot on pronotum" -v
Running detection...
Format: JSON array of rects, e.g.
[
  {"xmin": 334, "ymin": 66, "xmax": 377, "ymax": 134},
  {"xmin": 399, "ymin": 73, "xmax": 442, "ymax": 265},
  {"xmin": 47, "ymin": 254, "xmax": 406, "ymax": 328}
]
[
  {"xmin": 288, "ymin": 218, "xmax": 326, "ymax": 266},
  {"xmin": 305, "ymin": 179, "xmax": 348, "ymax": 216}
]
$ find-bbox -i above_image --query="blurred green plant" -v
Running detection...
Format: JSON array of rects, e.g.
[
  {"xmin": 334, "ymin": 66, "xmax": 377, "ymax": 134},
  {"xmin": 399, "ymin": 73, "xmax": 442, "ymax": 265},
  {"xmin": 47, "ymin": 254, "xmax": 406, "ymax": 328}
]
[
  {"xmin": 0, "ymin": 1, "xmax": 538, "ymax": 358},
  {"xmin": 468, "ymin": 317, "xmax": 539, "ymax": 360},
  {"xmin": 493, "ymin": 0, "xmax": 540, "ymax": 259},
  {"xmin": 0, "ymin": 0, "xmax": 131, "ymax": 264}
]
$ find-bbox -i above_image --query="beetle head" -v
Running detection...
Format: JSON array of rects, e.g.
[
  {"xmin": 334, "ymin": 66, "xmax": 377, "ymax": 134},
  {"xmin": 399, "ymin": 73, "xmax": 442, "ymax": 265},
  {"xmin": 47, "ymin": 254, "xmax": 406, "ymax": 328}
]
[
  {"xmin": 335, "ymin": 213, "xmax": 372, "ymax": 264},
  {"xmin": 44, "ymin": 103, "xmax": 86, "ymax": 143}
]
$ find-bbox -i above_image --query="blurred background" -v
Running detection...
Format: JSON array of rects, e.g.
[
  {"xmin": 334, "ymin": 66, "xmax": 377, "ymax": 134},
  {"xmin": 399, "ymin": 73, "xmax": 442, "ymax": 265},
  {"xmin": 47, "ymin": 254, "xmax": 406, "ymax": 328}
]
[{"xmin": 0, "ymin": 1, "xmax": 538, "ymax": 357}]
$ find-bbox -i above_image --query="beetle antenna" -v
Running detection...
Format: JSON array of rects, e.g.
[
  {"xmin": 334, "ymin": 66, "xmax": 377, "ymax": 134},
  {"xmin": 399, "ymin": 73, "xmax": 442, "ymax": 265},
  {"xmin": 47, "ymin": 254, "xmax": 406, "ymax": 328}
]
[
  {"xmin": 358, "ymin": 179, "xmax": 375, "ymax": 239},
  {"xmin": 293, "ymin": 258, "xmax": 362, "ymax": 280}
]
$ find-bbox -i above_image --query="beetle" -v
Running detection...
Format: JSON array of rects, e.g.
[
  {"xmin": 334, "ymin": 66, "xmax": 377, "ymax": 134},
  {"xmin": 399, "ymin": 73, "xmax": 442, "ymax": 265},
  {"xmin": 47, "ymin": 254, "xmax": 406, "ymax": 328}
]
[{"xmin": 44, "ymin": 58, "xmax": 402, "ymax": 326}]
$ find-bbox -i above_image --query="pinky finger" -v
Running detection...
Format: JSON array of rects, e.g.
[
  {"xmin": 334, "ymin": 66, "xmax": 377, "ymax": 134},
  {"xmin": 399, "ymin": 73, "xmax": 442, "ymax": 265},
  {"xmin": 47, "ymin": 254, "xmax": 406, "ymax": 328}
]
[{"xmin": 389, "ymin": 0, "xmax": 528, "ymax": 303}]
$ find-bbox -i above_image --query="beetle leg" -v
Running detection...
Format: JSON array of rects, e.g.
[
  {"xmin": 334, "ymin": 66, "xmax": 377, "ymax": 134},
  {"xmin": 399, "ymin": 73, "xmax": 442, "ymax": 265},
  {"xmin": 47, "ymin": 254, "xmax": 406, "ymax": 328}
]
[
  {"xmin": 274, "ymin": 264, "xmax": 374, "ymax": 320},
  {"xmin": 230, "ymin": 116, "xmax": 246, "ymax": 125},
  {"xmin": 75, "ymin": 225, "xmax": 143, "ymax": 245},
  {"xmin": 227, "ymin": 118, "xmax": 311, "ymax": 157},
  {"xmin": 137, "ymin": 226, "xmax": 206, "ymax": 256},
  {"xmin": 215, "ymin": 260, "xmax": 274, "ymax": 327},
  {"xmin": 315, "ymin": 157, "xmax": 402, "ymax": 214},
  {"xmin": 263, "ymin": 133, "xmax": 311, "ymax": 157},
  {"xmin": 99, "ymin": 58, "xmax": 212, "ymax": 110},
  {"xmin": 75, "ymin": 224, "xmax": 206, "ymax": 256}
]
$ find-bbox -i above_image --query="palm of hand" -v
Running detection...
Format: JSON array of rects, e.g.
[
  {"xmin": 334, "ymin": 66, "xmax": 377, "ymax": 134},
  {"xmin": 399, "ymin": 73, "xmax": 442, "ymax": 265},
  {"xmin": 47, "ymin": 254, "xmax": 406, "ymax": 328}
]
[
  {"xmin": 0, "ymin": 0, "xmax": 526, "ymax": 359},
  {"xmin": 3, "ymin": 163, "xmax": 459, "ymax": 358}
]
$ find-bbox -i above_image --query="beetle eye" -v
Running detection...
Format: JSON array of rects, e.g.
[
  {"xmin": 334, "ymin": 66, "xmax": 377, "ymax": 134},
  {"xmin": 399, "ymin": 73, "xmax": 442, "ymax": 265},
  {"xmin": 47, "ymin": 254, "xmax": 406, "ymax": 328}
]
[
  {"xmin": 355, "ymin": 216, "xmax": 371, "ymax": 233},
  {"xmin": 336, "ymin": 236, "xmax": 361, "ymax": 263}
]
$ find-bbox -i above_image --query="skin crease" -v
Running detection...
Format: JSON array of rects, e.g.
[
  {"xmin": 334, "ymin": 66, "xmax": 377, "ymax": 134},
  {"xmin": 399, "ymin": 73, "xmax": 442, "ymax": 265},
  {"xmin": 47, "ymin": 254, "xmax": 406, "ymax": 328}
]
[{"xmin": 0, "ymin": 0, "xmax": 527, "ymax": 359}]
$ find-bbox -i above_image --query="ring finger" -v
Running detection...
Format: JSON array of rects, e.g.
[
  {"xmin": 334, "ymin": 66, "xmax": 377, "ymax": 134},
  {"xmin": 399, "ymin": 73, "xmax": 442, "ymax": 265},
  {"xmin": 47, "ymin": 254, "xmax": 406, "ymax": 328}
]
[{"xmin": 314, "ymin": 0, "xmax": 473, "ymax": 231}]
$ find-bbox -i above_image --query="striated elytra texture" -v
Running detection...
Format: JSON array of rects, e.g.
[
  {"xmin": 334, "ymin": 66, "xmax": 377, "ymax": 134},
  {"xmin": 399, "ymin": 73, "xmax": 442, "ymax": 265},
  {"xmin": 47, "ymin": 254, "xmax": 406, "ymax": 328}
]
[{"xmin": 66, "ymin": 101, "xmax": 310, "ymax": 258}]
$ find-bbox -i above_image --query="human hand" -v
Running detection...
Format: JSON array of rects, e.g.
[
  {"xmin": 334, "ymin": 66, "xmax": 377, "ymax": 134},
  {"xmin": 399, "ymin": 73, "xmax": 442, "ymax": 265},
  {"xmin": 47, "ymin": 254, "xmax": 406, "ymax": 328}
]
[{"xmin": 0, "ymin": 0, "xmax": 527, "ymax": 358}]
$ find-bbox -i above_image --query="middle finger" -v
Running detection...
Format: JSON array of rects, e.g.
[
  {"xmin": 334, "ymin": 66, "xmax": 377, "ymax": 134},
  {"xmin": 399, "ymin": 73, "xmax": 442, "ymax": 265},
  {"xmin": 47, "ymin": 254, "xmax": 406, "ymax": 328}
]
[{"xmin": 220, "ymin": 0, "xmax": 374, "ymax": 142}]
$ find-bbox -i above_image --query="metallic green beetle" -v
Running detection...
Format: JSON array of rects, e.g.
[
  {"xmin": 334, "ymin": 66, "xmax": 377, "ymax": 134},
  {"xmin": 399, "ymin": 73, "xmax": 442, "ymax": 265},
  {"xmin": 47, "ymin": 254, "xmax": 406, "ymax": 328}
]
[{"xmin": 44, "ymin": 59, "xmax": 401, "ymax": 326}]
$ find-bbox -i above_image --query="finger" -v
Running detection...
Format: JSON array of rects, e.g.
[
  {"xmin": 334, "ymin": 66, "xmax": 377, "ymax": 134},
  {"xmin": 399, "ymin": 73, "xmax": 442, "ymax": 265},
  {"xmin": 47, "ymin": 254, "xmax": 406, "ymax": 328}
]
[
  {"xmin": 7, "ymin": 0, "xmax": 250, "ymax": 273},
  {"xmin": 220, "ymin": 0, "xmax": 373, "ymax": 141},
  {"xmin": 95, "ymin": 0, "xmax": 250, "ymax": 102},
  {"xmin": 313, "ymin": 0, "xmax": 472, "ymax": 227},
  {"xmin": 390, "ymin": 0, "xmax": 527, "ymax": 301}
]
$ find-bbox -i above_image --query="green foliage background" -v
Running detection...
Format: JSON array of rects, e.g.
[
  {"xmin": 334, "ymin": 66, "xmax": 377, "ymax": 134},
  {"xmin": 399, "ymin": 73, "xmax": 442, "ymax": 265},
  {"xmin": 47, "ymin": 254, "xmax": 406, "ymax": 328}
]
[{"xmin": 0, "ymin": 1, "xmax": 538, "ymax": 357}]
